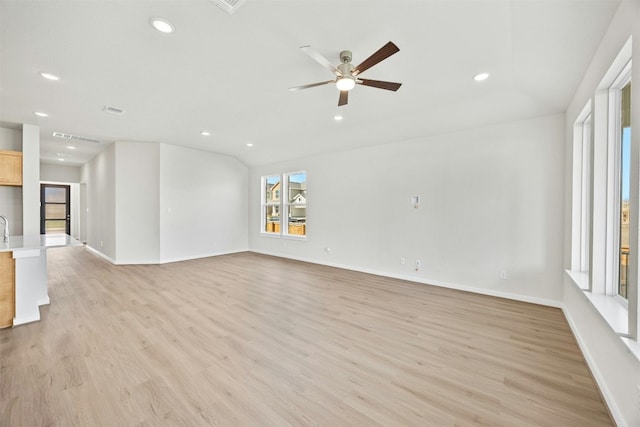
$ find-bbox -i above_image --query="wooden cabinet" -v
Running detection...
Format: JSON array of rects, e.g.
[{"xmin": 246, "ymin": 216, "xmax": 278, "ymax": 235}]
[
  {"xmin": 0, "ymin": 252, "xmax": 15, "ymax": 328},
  {"xmin": 0, "ymin": 150, "xmax": 23, "ymax": 186}
]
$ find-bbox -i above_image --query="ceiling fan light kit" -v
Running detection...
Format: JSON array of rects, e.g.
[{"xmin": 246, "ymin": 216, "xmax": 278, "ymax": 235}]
[
  {"xmin": 336, "ymin": 77, "xmax": 356, "ymax": 91},
  {"xmin": 290, "ymin": 41, "xmax": 402, "ymax": 106}
]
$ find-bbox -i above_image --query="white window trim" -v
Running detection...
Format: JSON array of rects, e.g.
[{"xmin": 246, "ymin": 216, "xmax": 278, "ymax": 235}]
[
  {"xmin": 261, "ymin": 175, "xmax": 281, "ymax": 236},
  {"xmin": 567, "ymin": 37, "xmax": 636, "ymax": 349},
  {"xmin": 607, "ymin": 63, "xmax": 632, "ymax": 298},
  {"xmin": 260, "ymin": 171, "xmax": 307, "ymax": 240},
  {"xmin": 282, "ymin": 170, "xmax": 307, "ymax": 240},
  {"xmin": 571, "ymin": 102, "xmax": 592, "ymax": 287}
]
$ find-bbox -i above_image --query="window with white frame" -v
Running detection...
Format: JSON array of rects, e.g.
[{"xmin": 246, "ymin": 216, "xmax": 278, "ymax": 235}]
[
  {"xmin": 569, "ymin": 39, "xmax": 634, "ymax": 339},
  {"xmin": 571, "ymin": 105, "xmax": 592, "ymax": 287},
  {"xmin": 262, "ymin": 175, "xmax": 281, "ymax": 234},
  {"xmin": 285, "ymin": 172, "xmax": 307, "ymax": 236},
  {"xmin": 261, "ymin": 171, "xmax": 307, "ymax": 237},
  {"xmin": 614, "ymin": 76, "xmax": 632, "ymax": 299}
]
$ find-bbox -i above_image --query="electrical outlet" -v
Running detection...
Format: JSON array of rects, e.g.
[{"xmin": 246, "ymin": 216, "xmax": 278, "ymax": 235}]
[
  {"xmin": 100, "ymin": 240, "xmax": 104, "ymax": 247},
  {"xmin": 499, "ymin": 270, "xmax": 508, "ymax": 280},
  {"xmin": 415, "ymin": 259, "xmax": 421, "ymax": 271},
  {"xmin": 400, "ymin": 257, "xmax": 406, "ymax": 265}
]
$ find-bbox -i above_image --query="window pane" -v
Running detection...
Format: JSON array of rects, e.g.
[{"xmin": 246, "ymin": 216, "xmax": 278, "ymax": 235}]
[
  {"xmin": 288, "ymin": 172, "xmax": 306, "ymax": 204},
  {"xmin": 45, "ymin": 220, "xmax": 66, "ymax": 234},
  {"xmin": 580, "ymin": 115, "xmax": 591, "ymax": 272},
  {"xmin": 264, "ymin": 205, "xmax": 280, "ymax": 233},
  {"xmin": 45, "ymin": 204, "xmax": 66, "ymax": 220},
  {"xmin": 45, "ymin": 187, "xmax": 66, "ymax": 203},
  {"xmin": 287, "ymin": 205, "xmax": 306, "ymax": 236},
  {"xmin": 264, "ymin": 176, "xmax": 280, "ymax": 203},
  {"xmin": 618, "ymin": 82, "xmax": 631, "ymax": 298}
]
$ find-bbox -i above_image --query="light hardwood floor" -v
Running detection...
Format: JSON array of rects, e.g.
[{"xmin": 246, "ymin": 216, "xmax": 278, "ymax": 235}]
[{"xmin": 0, "ymin": 247, "xmax": 612, "ymax": 426}]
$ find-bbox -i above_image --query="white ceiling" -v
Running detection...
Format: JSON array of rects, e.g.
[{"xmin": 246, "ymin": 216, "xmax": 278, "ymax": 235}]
[{"xmin": 0, "ymin": 0, "xmax": 620, "ymax": 167}]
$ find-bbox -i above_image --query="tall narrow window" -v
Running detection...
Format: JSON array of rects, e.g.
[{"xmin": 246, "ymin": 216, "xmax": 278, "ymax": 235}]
[
  {"xmin": 571, "ymin": 103, "xmax": 592, "ymax": 286},
  {"xmin": 262, "ymin": 175, "xmax": 280, "ymax": 234},
  {"xmin": 580, "ymin": 114, "xmax": 592, "ymax": 273},
  {"xmin": 618, "ymin": 81, "xmax": 632, "ymax": 298},
  {"xmin": 285, "ymin": 172, "xmax": 306, "ymax": 236}
]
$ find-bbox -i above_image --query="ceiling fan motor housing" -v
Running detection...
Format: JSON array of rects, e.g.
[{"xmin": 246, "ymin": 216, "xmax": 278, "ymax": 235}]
[
  {"xmin": 340, "ymin": 50, "xmax": 353, "ymax": 64},
  {"xmin": 337, "ymin": 62, "xmax": 354, "ymax": 77}
]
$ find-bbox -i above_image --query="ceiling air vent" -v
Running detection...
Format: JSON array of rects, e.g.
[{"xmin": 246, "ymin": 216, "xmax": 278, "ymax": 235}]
[
  {"xmin": 52, "ymin": 132, "xmax": 101, "ymax": 144},
  {"xmin": 209, "ymin": 0, "xmax": 247, "ymax": 15},
  {"xmin": 103, "ymin": 105, "xmax": 126, "ymax": 115}
]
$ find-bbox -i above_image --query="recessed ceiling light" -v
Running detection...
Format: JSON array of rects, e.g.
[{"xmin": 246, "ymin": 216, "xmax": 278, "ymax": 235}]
[
  {"xmin": 57, "ymin": 158, "xmax": 65, "ymax": 162},
  {"xmin": 200, "ymin": 131, "xmax": 211, "ymax": 136},
  {"xmin": 34, "ymin": 111, "xmax": 48, "ymax": 117},
  {"xmin": 40, "ymin": 72, "xmax": 60, "ymax": 81},
  {"xmin": 474, "ymin": 72, "xmax": 490, "ymax": 82},
  {"xmin": 246, "ymin": 143, "xmax": 254, "ymax": 147},
  {"xmin": 334, "ymin": 115, "xmax": 343, "ymax": 121},
  {"xmin": 150, "ymin": 17, "xmax": 175, "ymax": 34},
  {"xmin": 67, "ymin": 146, "xmax": 76, "ymax": 150}
]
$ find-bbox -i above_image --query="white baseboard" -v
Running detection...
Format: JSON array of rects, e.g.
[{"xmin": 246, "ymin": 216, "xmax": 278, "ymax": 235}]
[
  {"xmin": 160, "ymin": 248, "xmax": 248, "ymax": 264},
  {"xmin": 250, "ymin": 250, "xmax": 562, "ymax": 308},
  {"xmin": 85, "ymin": 245, "xmax": 116, "ymax": 264},
  {"xmin": 84, "ymin": 245, "xmax": 248, "ymax": 265},
  {"xmin": 13, "ymin": 313, "xmax": 41, "ymax": 326},
  {"xmin": 37, "ymin": 295, "xmax": 50, "ymax": 306}
]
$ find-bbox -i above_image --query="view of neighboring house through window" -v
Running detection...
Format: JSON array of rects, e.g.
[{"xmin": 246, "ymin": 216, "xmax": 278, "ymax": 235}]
[
  {"xmin": 286, "ymin": 172, "xmax": 306, "ymax": 236},
  {"xmin": 618, "ymin": 80, "xmax": 632, "ymax": 298},
  {"xmin": 263, "ymin": 175, "xmax": 280, "ymax": 233},
  {"xmin": 261, "ymin": 171, "xmax": 307, "ymax": 237}
]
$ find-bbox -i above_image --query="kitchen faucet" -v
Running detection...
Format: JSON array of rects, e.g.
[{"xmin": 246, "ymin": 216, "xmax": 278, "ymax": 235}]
[{"xmin": 0, "ymin": 216, "xmax": 8, "ymax": 242}]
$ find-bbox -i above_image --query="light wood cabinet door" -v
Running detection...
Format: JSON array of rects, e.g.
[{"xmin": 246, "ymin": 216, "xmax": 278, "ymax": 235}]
[
  {"xmin": 0, "ymin": 251, "xmax": 15, "ymax": 328},
  {"xmin": 0, "ymin": 150, "xmax": 23, "ymax": 186}
]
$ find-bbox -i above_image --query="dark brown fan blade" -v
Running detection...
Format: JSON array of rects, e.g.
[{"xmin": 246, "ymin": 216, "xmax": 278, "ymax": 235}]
[
  {"xmin": 338, "ymin": 90, "xmax": 348, "ymax": 106},
  {"xmin": 358, "ymin": 78, "xmax": 402, "ymax": 91},
  {"xmin": 353, "ymin": 41, "xmax": 400, "ymax": 76},
  {"xmin": 289, "ymin": 80, "xmax": 334, "ymax": 91}
]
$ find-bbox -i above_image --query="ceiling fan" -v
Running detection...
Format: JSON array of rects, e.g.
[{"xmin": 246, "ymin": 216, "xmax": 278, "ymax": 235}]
[{"xmin": 289, "ymin": 41, "xmax": 402, "ymax": 107}]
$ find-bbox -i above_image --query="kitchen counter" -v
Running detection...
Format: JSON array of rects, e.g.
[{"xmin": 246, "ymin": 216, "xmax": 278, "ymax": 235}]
[
  {"xmin": 0, "ymin": 234, "xmax": 81, "ymax": 252},
  {"xmin": 2, "ymin": 234, "xmax": 82, "ymax": 326}
]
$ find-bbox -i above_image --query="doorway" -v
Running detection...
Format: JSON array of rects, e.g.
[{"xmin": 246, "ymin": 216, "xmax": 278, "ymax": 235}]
[{"xmin": 40, "ymin": 184, "xmax": 71, "ymax": 235}]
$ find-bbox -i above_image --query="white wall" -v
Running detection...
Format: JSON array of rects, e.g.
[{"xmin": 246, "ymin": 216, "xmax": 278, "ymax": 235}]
[
  {"xmin": 40, "ymin": 163, "xmax": 81, "ymax": 183},
  {"xmin": 0, "ymin": 127, "xmax": 23, "ymax": 235},
  {"xmin": 81, "ymin": 141, "xmax": 248, "ymax": 264},
  {"xmin": 562, "ymin": 1, "xmax": 640, "ymax": 426},
  {"xmin": 82, "ymin": 143, "xmax": 116, "ymax": 260},
  {"xmin": 250, "ymin": 114, "xmax": 565, "ymax": 305},
  {"xmin": 0, "ymin": 126, "xmax": 21, "ymax": 151},
  {"xmin": 0, "ymin": 187, "xmax": 22, "ymax": 235},
  {"xmin": 114, "ymin": 142, "xmax": 160, "ymax": 264},
  {"xmin": 159, "ymin": 143, "xmax": 248, "ymax": 263},
  {"xmin": 21, "ymin": 124, "xmax": 40, "ymax": 236}
]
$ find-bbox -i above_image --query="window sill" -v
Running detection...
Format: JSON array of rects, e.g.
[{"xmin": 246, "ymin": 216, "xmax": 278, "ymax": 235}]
[
  {"xmin": 259, "ymin": 232, "xmax": 281, "ymax": 238},
  {"xmin": 565, "ymin": 269, "xmax": 640, "ymax": 361},
  {"xmin": 582, "ymin": 291, "xmax": 628, "ymax": 336},
  {"xmin": 259, "ymin": 232, "xmax": 307, "ymax": 241},
  {"xmin": 565, "ymin": 269, "xmax": 589, "ymax": 290}
]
